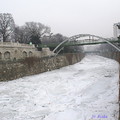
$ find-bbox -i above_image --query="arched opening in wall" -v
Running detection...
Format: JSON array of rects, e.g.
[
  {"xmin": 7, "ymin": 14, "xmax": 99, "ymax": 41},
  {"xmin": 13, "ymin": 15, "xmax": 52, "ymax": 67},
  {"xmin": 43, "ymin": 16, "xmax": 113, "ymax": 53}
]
[
  {"xmin": 23, "ymin": 51, "xmax": 27, "ymax": 58},
  {"xmin": 4, "ymin": 51, "xmax": 10, "ymax": 60},
  {"xmin": 29, "ymin": 51, "xmax": 33, "ymax": 57},
  {"xmin": 0, "ymin": 52, "xmax": 2, "ymax": 59}
]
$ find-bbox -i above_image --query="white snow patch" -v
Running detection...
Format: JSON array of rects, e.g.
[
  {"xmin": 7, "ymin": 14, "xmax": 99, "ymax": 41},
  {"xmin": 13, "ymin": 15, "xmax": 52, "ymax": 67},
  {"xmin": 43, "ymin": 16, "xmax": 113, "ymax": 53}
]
[{"xmin": 0, "ymin": 55, "xmax": 119, "ymax": 120}]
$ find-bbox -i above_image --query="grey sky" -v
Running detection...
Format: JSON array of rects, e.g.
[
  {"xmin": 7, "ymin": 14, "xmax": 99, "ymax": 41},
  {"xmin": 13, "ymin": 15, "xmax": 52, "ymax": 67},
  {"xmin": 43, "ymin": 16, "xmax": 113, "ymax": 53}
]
[{"xmin": 1, "ymin": 0, "xmax": 120, "ymax": 37}]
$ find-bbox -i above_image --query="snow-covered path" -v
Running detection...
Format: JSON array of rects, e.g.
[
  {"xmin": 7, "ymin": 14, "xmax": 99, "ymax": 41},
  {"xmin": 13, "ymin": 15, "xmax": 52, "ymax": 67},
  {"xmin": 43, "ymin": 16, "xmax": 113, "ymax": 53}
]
[{"xmin": 0, "ymin": 55, "xmax": 119, "ymax": 120}]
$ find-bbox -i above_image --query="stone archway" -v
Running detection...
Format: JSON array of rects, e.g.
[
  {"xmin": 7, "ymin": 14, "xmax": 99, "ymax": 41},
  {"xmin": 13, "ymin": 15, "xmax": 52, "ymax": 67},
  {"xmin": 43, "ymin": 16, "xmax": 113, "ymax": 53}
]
[
  {"xmin": 29, "ymin": 51, "xmax": 33, "ymax": 57},
  {"xmin": 4, "ymin": 51, "xmax": 10, "ymax": 60},
  {"xmin": 23, "ymin": 51, "xmax": 27, "ymax": 58}
]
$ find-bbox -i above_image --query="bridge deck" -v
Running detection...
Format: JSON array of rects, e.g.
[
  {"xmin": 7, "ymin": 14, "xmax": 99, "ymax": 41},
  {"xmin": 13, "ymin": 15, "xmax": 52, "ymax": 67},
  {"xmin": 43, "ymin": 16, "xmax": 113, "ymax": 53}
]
[{"xmin": 38, "ymin": 40, "xmax": 120, "ymax": 48}]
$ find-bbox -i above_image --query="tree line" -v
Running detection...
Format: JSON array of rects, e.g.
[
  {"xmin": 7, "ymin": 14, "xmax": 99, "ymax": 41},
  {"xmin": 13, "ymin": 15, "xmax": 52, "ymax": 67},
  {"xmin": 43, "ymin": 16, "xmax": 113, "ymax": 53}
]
[
  {"xmin": 0, "ymin": 13, "xmax": 67, "ymax": 46},
  {"xmin": 1, "ymin": 13, "xmax": 118, "ymax": 54}
]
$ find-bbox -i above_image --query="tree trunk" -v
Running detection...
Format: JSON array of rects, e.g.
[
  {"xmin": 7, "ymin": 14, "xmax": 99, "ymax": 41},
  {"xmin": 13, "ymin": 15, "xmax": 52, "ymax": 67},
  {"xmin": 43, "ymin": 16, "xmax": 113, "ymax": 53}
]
[{"xmin": 3, "ymin": 34, "xmax": 6, "ymax": 42}]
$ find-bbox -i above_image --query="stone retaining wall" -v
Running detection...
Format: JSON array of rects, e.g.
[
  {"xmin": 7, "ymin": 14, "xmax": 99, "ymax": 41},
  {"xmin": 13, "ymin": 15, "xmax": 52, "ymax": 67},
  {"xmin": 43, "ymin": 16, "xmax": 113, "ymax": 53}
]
[
  {"xmin": 0, "ymin": 53, "xmax": 84, "ymax": 81},
  {"xmin": 85, "ymin": 51, "xmax": 120, "ymax": 63}
]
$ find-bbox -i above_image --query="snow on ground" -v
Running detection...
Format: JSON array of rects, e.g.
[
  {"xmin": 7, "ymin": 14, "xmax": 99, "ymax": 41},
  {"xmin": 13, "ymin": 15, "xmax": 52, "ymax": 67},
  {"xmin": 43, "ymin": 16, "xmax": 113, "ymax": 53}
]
[{"xmin": 0, "ymin": 55, "xmax": 119, "ymax": 120}]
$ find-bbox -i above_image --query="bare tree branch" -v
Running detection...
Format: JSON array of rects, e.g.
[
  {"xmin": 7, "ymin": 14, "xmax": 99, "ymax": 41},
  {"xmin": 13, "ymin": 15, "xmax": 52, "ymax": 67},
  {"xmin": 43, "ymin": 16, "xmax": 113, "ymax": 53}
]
[{"xmin": 0, "ymin": 13, "xmax": 15, "ymax": 42}]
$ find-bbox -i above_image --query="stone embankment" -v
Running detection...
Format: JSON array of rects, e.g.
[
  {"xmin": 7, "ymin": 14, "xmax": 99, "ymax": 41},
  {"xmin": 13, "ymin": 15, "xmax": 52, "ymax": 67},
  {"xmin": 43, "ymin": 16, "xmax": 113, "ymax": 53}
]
[{"xmin": 0, "ymin": 53, "xmax": 84, "ymax": 81}]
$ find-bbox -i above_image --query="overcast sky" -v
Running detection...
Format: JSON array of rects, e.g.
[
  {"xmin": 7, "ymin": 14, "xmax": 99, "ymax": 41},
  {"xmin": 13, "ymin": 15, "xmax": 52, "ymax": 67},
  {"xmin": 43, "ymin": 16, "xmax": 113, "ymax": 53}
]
[{"xmin": 1, "ymin": 0, "xmax": 120, "ymax": 37}]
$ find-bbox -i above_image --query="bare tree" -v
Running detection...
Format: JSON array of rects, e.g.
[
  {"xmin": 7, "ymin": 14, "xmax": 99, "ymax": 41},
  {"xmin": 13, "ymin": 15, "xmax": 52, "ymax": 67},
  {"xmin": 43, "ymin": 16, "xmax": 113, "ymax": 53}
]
[
  {"xmin": 0, "ymin": 13, "xmax": 15, "ymax": 42},
  {"xmin": 52, "ymin": 33, "xmax": 67, "ymax": 43},
  {"xmin": 42, "ymin": 33, "xmax": 67, "ymax": 44},
  {"xmin": 24, "ymin": 22, "xmax": 51, "ymax": 44},
  {"xmin": 14, "ymin": 26, "xmax": 30, "ymax": 43}
]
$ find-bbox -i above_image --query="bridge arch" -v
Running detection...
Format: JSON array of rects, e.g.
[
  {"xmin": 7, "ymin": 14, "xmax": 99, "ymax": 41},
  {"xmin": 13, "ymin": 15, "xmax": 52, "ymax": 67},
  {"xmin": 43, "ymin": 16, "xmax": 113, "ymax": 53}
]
[
  {"xmin": 23, "ymin": 51, "xmax": 27, "ymax": 58},
  {"xmin": 29, "ymin": 51, "xmax": 33, "ymax": 57},
  {"xmin": 4, "ymin": 51, "xmax": 10, "ymax": 60},
  {"xmin": 53, "ymin": 34, "xmax": 120, "ymax": 54}
]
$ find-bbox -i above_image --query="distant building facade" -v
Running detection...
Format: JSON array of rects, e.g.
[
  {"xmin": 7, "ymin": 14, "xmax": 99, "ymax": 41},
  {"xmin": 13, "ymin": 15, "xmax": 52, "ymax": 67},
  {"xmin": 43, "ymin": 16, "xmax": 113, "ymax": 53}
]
[{"xmin": 113, "ymin": 22, "xmax": 120, "ymax": 38}]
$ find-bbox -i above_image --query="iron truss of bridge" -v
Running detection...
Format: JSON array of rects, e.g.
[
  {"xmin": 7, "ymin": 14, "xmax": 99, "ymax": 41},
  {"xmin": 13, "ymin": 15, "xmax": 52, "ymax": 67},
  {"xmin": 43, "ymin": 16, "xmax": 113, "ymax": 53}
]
[
  {"xmin": 38, "ymin": 34, "xmax": 120, "ymax": 54},
  {"xmin": 39, "ymin": 39, "xmax": 120, "ymax": 48}
]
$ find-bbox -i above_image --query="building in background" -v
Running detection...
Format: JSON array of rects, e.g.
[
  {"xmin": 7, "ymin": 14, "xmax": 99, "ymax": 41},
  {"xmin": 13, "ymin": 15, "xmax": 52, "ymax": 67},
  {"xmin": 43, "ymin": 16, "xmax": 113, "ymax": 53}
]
[{"xmin": 113, "ymin": 22, "xmax": 120, "ymax": 39}]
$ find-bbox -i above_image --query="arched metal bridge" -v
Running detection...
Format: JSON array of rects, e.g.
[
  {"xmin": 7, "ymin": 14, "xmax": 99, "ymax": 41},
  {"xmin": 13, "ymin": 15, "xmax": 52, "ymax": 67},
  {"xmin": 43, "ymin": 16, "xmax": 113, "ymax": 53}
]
[
  {"xmin": 38, "ymin": 34, "xmax": 120, "ymax": 55},
  {"xmin": 52, "ymin": 34, "xmax": 120, "ymax": 55}
]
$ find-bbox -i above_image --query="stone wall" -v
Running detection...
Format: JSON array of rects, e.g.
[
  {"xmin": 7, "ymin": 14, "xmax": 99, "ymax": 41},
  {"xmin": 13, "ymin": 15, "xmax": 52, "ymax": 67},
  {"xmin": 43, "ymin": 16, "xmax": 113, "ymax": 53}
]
[
  {"xmin": 0, "ymin": 53, "xmax": 84, "ymax": 81},
  {"xmin": 85, "ymin": 51, "xmax": 120, "ymax": 63},
  {"xmin": 0, "ymin": 42, "xmax": 54, "ymax": 61}
]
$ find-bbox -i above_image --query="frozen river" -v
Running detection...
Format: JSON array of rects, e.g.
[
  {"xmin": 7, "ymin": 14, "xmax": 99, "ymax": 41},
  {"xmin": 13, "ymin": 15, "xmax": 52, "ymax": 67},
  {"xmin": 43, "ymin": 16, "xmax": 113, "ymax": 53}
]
[{"xmin": 0, "ymin": 55, "xmax": 119, "ymax": 120}]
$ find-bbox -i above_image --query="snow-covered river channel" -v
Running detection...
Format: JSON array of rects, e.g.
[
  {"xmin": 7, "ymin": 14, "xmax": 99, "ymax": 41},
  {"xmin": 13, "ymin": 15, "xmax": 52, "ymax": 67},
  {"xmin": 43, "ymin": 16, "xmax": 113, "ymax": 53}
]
[{"xmin": 0, "ymin": 55, "xmax": 119, "ymax": 120}]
